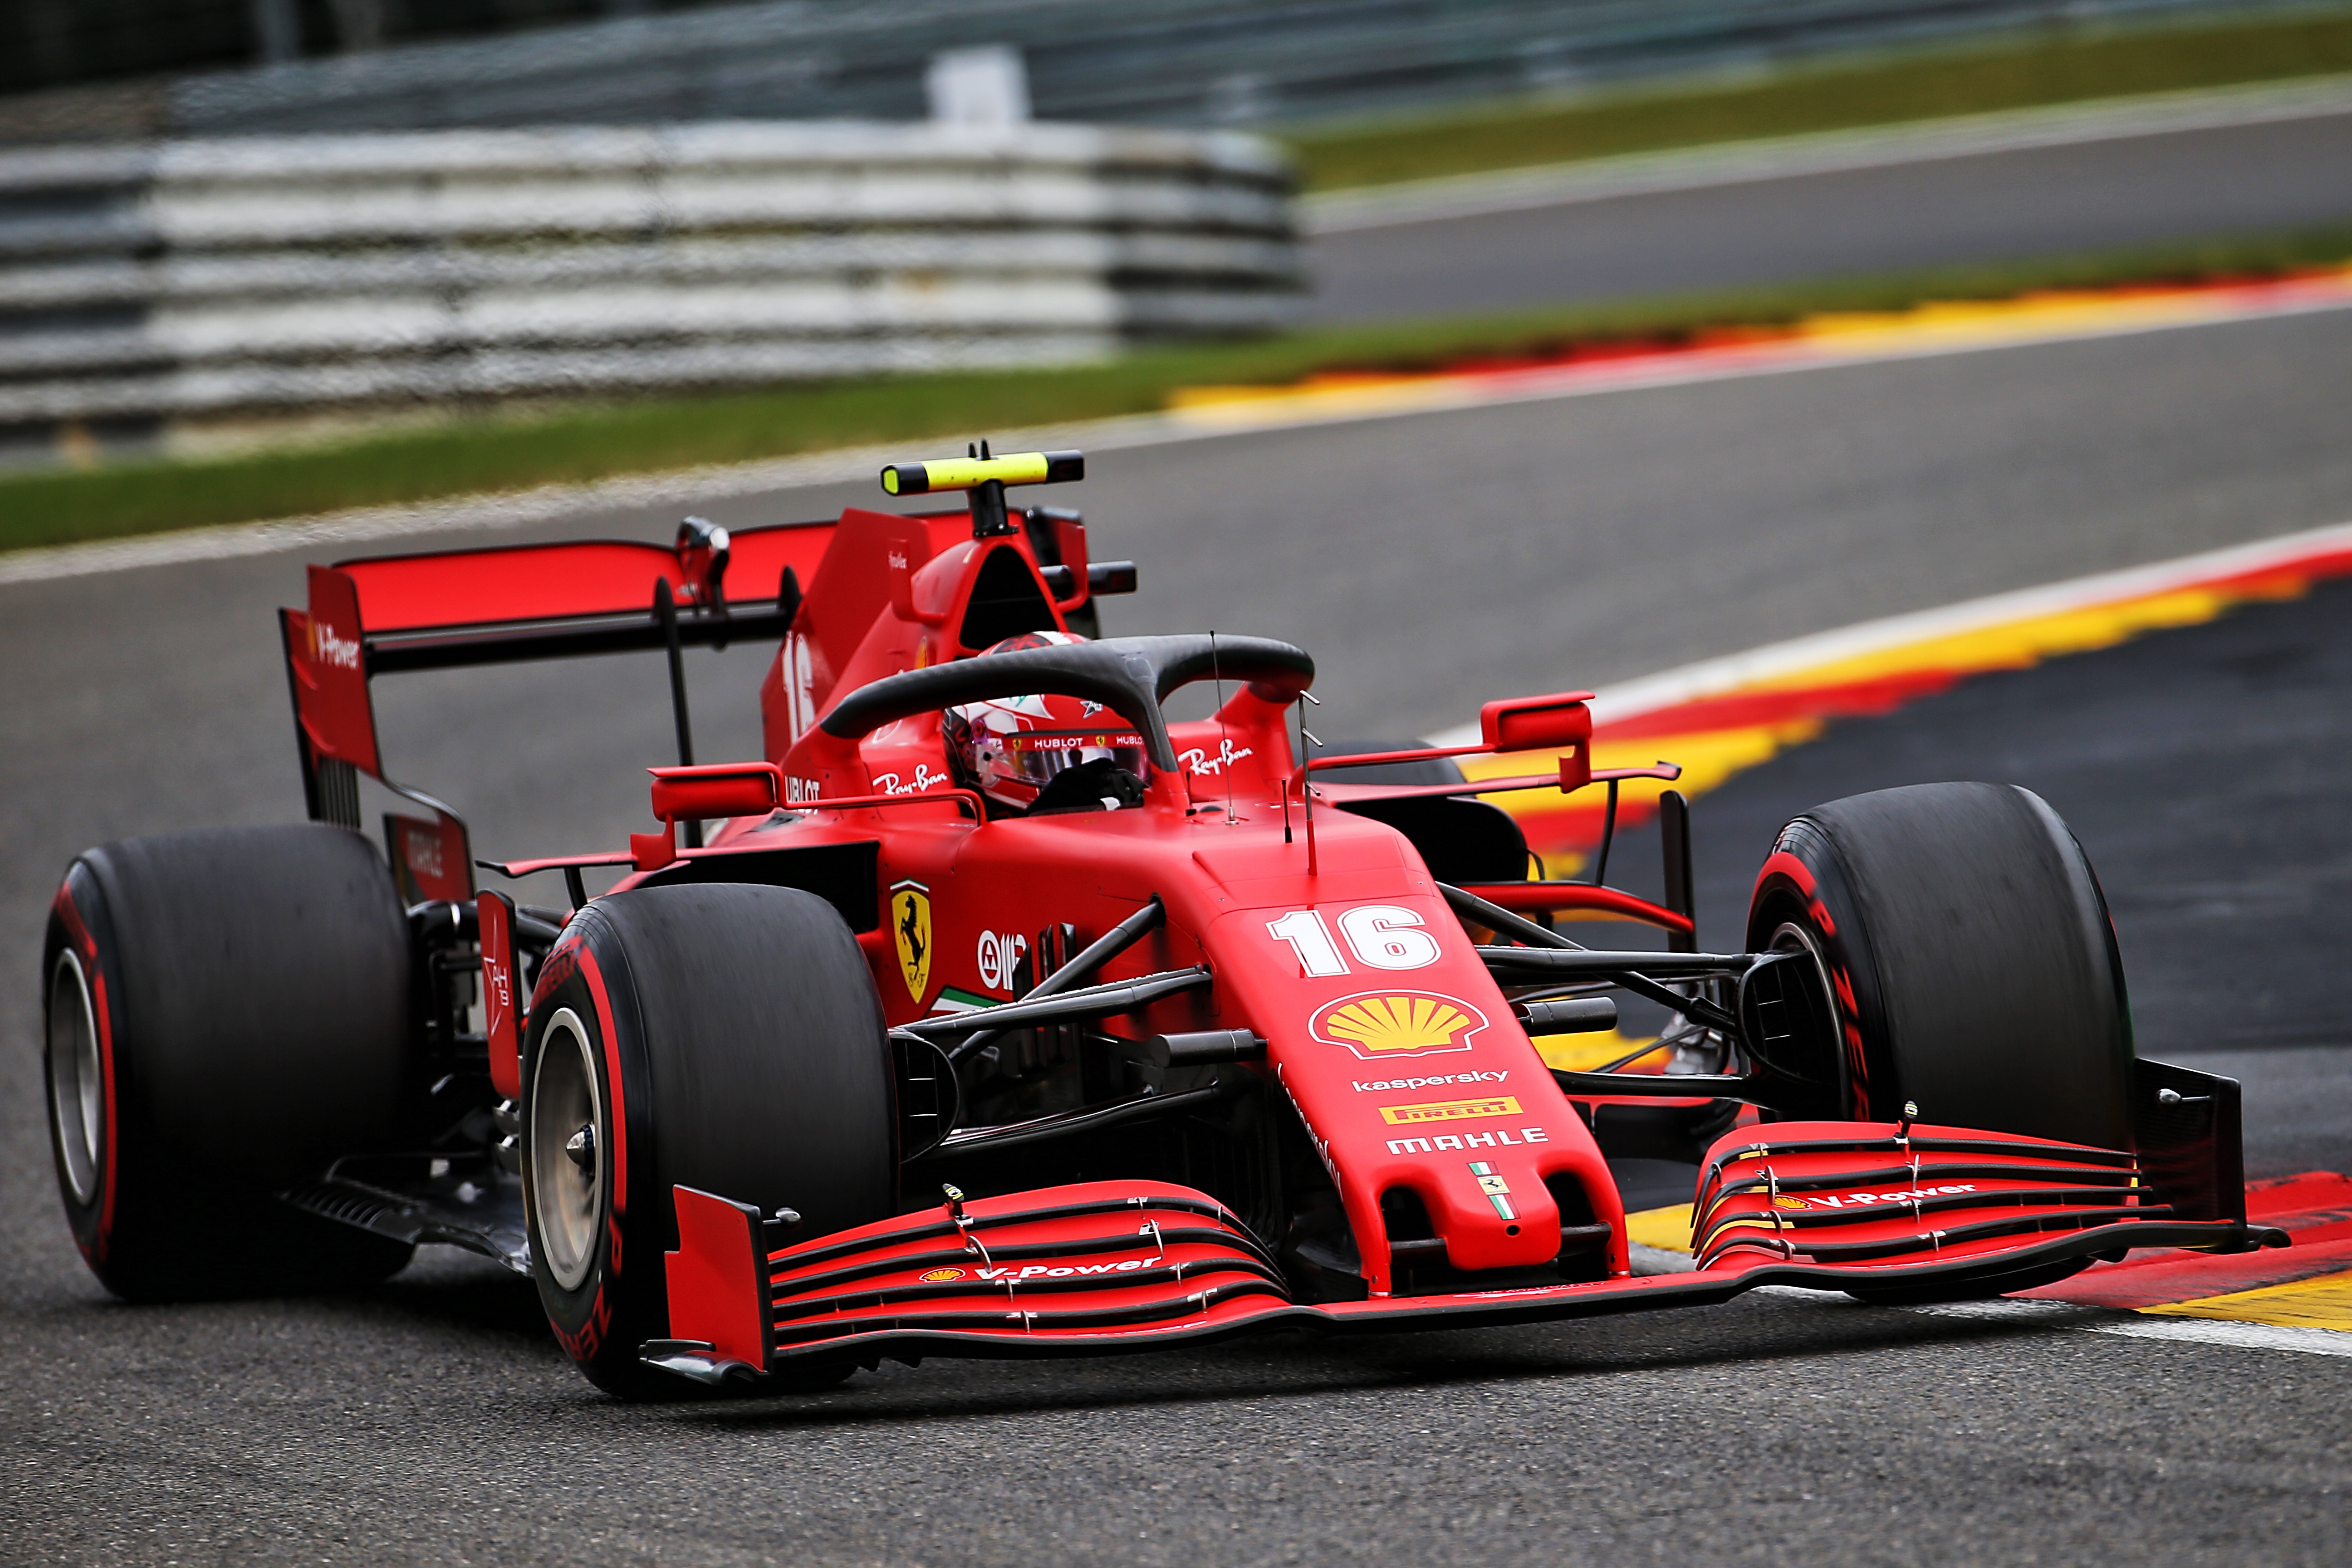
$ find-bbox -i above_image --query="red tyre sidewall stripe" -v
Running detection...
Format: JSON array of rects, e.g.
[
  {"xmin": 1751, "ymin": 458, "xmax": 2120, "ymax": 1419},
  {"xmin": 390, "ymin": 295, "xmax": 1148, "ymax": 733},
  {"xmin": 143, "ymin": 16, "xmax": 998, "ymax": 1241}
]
[
  {"xmin": 544, "ymin": 942, "xmax": 631, "ymax": 1363},
  {"xmin": 1757, "ymin": 851, "xmax": 1826, "ymax": 931},
  {"xmin": 578, "ymin": 946, "xmax": 627, "ymax": 1222},
  {"xmin": 50, "ymin": 882, "xmax": 119, "ymax": 1262}
]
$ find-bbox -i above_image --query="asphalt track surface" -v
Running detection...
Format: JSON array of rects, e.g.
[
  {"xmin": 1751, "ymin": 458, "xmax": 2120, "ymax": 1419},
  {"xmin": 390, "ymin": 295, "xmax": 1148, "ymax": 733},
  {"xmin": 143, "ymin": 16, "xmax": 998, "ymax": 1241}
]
[
  {"xmin": 1306, "ymin": 108, "xmax": 2352, "ymax": 322},
  {"xmin": 5, "ymin": 309, "xmax": 2351, "ymax": 1564},
  {"xmin": 1597, "ymin": 569, "xmax": 2352, "ymax": 1169}
]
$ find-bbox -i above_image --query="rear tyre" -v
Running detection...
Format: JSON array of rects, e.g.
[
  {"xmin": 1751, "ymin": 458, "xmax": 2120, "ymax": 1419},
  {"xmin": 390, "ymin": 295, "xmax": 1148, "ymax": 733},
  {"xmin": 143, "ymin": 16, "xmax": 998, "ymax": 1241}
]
[
  {"xmin": 520, "ymin": 884, "xmax": 896, "ymax": 1398},
  {"xmin": 1744, "ymin": 783, "xmax": 2136, "ymax": 1303},
  {"xmin": 43, "ymin": 825, "xmax": 418, "ymax": 1301}
]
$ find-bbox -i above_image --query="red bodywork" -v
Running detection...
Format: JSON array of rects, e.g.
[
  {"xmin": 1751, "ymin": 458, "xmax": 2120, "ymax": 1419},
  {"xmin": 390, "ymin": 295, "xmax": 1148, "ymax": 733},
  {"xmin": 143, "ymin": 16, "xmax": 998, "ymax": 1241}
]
[{"xmin": 279, "ymin": 483, "xmax": 2272, "ymax": 1383}]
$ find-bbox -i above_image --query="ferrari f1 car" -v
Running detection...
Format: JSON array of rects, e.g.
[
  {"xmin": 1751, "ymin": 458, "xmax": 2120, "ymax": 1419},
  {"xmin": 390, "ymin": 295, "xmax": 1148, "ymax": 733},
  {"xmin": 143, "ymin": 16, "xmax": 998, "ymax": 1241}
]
[{"xmin": 42, "ymin": 447, "xmax": 2281, "ymax": 1396}]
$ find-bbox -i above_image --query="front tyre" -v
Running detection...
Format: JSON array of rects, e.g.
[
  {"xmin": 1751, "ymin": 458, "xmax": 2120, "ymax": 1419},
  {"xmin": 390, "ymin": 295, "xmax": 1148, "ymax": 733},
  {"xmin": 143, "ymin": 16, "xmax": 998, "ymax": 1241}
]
[
  {"xmin": 1746, "ymin": 783, "xmax": 2136, "ymax": 1305},
  {"xmin": 1746, "ymin": 781, "xmax": 2134, "ymax": 1148},
  {"xmin": 520, "ymin": 884, "xmax": 897, "ymax": 1397}
]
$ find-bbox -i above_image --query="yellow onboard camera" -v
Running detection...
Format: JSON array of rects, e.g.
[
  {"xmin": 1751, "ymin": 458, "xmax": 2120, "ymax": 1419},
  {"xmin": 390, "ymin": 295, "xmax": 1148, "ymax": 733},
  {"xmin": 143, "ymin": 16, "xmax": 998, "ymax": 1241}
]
[
  {"xmin": 880, "ymin": 449, "xmax": 1084, "ymax": 496},
  {"xmin": 881, "ymin": 445, "xmax": 1084, "ymax": 537}
]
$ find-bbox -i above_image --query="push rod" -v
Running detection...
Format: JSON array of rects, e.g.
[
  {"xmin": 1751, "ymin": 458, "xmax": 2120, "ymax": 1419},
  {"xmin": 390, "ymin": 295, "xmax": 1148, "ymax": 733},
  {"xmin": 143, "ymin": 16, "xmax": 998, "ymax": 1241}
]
[
  {"xmin": 1549, "ymin": 1068, "xmax": 1754, "ymax": 1100},
  {"xmin": 1474, "ymin": 948, "xmax": 1756, "ymax": 978},
  {"xmin": 1437, "ymin": 882, "xmax": 1586, "ymax": 951},
  {"xmin": 1477, "ymin": 946, "xmax": 1747, "ymax": 1032},
  {"xmin": 925, "ymin": 1082, "xmax": 1229, "ymax": 1158}
]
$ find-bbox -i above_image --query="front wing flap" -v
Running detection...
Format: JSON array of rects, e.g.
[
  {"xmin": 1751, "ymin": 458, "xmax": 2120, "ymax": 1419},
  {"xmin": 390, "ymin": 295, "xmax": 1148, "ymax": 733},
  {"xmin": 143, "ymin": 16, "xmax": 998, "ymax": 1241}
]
[
  {"xmin": 647, "ymin": 1181, "xmax": 1294, "ymax": 1383},
  {"xmin": 1689, "ymin": 1120, "xmax": 2223, "ymax": 1271},
  {"xmin": 644, "ymin": 1121, "xmax": 2280, "ymax": 1385}
]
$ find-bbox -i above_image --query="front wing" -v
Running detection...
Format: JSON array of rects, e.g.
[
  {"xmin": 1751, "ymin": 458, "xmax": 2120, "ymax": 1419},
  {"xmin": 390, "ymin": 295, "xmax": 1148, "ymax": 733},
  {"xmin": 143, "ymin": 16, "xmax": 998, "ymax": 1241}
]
[{"xmin": 642, "ymin": 1118, "xmax": 2283, "ymax": 1386}]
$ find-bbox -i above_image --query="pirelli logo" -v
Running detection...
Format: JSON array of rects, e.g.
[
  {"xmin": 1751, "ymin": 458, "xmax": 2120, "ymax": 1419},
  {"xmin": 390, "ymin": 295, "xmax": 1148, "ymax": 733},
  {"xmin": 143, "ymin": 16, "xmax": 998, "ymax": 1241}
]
[{"xmin": 1378, "ymin": 1095, "xmax": 1522, "ymax": 1126}]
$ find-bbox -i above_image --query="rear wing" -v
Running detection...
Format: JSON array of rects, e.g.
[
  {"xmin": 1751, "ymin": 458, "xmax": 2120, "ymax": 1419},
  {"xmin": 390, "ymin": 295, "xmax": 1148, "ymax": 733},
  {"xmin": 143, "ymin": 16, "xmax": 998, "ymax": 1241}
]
[{"xmin": 280, "ymin": 518, "xmax": 834, "ymax": 900}]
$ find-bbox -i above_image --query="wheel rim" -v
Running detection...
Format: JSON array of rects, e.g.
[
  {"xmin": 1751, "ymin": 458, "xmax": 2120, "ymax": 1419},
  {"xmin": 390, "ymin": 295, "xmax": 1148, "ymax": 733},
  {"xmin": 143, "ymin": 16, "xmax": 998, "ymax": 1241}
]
[
  {"xmin": 1767, "ymin": 918, "xmax": 1833, "ymax": 987},
  {"xmin": 529, "ymin": 1008, "xmax": 605, "ymax": 1294},
  {"xmin": 1766, "ymin": 917, "xmax": 1847, "ymax": 1115},
  {"xmin": 47, "ymin": 949, "xmax": 103, "ymax": 1205}
]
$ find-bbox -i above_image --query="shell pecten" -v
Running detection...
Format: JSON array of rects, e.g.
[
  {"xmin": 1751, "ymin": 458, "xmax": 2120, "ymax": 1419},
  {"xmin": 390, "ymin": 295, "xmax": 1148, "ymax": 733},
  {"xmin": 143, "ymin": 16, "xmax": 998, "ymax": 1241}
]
[{"xmin": 1321, "ymin": 994, "xmax": 1473, "ymax": 1052}]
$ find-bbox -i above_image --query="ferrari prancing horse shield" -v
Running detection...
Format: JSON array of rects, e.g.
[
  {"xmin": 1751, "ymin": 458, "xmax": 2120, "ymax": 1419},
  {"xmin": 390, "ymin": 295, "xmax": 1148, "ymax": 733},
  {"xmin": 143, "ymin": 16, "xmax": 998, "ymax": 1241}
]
[{"xmin": 891, "ymin": 879, "xmax": 932, "ymax": 1003}]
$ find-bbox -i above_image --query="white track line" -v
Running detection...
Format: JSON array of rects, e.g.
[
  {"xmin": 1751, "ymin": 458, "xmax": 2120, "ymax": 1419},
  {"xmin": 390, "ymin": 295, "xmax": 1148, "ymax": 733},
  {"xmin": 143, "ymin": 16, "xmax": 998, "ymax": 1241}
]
[
  {"xmin": 1305, "ymin": 73, "xmax": 2352, "ymax": 234},
  {"xmin": 2086, "ymin": 1315, "xmax": 2352, "ymax": 1358},
  {"xmin": 1426, "ymin": 516, "xmax": 2352, "ymax": 745},
  {"xmin": 1693, "ymin": 1284, "xmax": 2352, "ymax": 1357},
  {"xmin": 1909, "ymin": 1298, "xmax": 2352, "ymax": 1359}
]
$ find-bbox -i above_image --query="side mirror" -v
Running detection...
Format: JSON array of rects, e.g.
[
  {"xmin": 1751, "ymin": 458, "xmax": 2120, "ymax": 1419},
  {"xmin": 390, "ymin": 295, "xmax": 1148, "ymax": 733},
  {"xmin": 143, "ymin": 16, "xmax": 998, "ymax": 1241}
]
[
  {"xmin": 1479, "ymin": 691, "xmax": 1594, "ymax": 753},
  {"xmin": 649, "ymin": 762, "xmax": 782, "ymax": 824}
]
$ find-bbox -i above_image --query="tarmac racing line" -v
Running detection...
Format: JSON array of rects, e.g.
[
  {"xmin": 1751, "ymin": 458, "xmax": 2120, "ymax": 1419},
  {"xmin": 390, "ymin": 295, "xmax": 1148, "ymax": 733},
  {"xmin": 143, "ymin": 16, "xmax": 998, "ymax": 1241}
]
[
  {"xmin": 1166, "ymin": 260, "xmax": 2352, "ymax": 436},
  {"xmin": 1302, "ymin": 78, "xmax": 2352, "ymax": 323},
  {"xmin": 1459, "ymin": 524, "xmax": 2352, "ymax": 1350}
]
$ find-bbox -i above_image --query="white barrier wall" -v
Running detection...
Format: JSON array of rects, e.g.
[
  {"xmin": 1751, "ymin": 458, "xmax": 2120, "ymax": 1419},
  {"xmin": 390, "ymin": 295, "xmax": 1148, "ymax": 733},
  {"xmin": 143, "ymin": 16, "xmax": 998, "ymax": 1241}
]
[{"xmin": 0, "ymin": 121, "xmax": 1298, "ymax": 431}]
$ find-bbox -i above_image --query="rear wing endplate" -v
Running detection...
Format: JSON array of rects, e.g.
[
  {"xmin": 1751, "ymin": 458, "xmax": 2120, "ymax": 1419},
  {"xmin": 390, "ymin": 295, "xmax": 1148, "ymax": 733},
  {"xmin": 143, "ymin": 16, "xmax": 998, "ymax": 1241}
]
[{"xmin": 279, "ymin": 519, "xmax": 835, "ymax": 897}]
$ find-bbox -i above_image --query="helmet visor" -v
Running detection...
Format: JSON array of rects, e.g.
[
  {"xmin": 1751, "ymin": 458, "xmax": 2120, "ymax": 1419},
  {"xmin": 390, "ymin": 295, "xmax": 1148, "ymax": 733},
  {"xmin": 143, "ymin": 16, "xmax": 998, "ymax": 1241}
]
[{"xmin": 1000, "ymin": 728, "xmax": 1148, "ymax": 791}]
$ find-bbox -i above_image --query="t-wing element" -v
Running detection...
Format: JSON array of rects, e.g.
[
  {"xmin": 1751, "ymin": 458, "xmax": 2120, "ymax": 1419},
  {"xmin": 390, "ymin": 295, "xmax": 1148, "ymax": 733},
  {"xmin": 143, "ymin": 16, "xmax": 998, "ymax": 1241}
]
[
  {"xmin": 817, "ymin": 633, "xmax": 1314, "ymax": 773},
  {"xmin": 881, "ymin": 450, "xmax": 1084, "ymax": 496},
  {"xmin": 882, "ymin": 448, "xmax": 1085, "ymax": 539}
]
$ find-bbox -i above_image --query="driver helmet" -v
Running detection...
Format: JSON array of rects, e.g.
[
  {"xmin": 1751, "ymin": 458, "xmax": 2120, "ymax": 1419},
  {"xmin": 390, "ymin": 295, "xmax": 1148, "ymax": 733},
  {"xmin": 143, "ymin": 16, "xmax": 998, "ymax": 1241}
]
[{"xmin": 943, "ymin": 632, "xmax": 1148, "ymax": 812}]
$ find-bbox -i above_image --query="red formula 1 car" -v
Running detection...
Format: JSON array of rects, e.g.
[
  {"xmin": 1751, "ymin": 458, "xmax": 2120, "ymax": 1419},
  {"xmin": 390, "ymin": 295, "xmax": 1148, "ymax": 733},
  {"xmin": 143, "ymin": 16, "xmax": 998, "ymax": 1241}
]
[{"xmin": 42, "ymin": 448, "xmax": 2281, "ymax": 1395}]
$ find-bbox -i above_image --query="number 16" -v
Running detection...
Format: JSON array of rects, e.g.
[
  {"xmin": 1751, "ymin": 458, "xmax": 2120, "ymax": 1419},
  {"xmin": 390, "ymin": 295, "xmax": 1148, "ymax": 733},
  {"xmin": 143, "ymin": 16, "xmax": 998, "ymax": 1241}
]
[{"xmin": 1265, "ymin": 905, "xmax": 1440, "ymax": 975}]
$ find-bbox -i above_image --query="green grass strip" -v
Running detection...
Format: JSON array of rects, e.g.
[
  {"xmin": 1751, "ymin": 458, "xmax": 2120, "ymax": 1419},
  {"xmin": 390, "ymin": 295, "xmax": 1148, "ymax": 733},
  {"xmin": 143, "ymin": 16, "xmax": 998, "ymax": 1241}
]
[
  {"xmin": 7, "ymin": 221, "xmax": 2351, "ymax": 556},
  {"xmin": 1286, "ymin": 9, "xmax": 2352, "ymax": 191}
]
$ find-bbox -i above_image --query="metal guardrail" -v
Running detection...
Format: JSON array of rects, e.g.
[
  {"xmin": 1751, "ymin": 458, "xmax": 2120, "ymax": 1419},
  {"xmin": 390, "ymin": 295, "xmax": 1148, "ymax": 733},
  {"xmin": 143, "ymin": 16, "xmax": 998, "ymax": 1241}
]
[
  {"xmin": 137, "ymin": 0, "xmax": 2310, "ymax": 137},
  {"xmin": 0, "ymin": 121, "xmax": 1298, "ymax": 433}
]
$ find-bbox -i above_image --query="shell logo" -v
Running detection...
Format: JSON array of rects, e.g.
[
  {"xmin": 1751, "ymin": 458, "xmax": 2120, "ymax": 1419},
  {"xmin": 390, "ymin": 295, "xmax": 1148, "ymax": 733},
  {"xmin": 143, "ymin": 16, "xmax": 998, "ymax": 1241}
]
[
  {"xmin": 919, "ymin": 1267, "xmax": 967, "ymax": 1284},
  {"xmin": 1772, "ymin": 1195, "xmax": 1810, "ymax": 1211},
  {"xmin": 1309, "ymin": 991, "xmax": 1489, "ymax": 1060}
]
